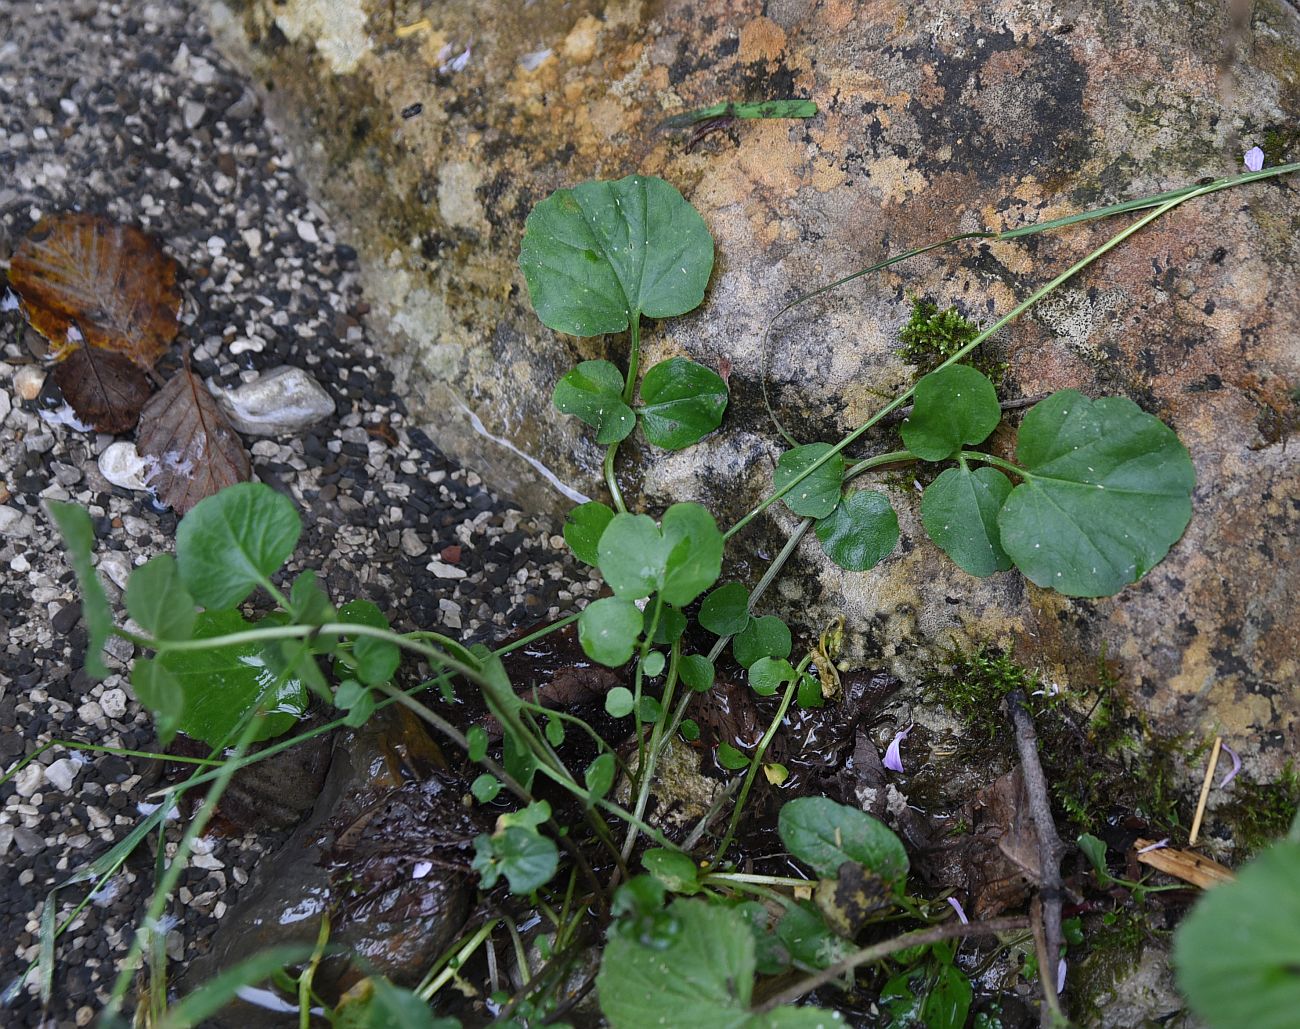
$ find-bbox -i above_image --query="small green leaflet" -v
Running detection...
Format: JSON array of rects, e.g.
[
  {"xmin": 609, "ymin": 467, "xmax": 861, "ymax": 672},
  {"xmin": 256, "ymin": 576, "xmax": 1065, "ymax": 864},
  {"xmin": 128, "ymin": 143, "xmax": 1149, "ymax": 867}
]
[
  {"xmin": 679, "ymin": 654, "xmax": 715, "ymax": 692},
  {"xmin": 605, "ymin": 685, "xmax": 636, "ymax": 717},
  {"xmin": 552, "ymin": 360, "xmax": 636, "ymax": 443},
  {"xmin": 1174, "ymin": 841, "xmax": 1300, "ymax": 1029},
  {"xmin": 661, "ymin": 99, "xmax": 819, "ymax": 128},
  {"xmin": 642, "ymin": 848, "xmax": 700, "ymax": 895},
  {"xmin": 156, "ymin": 610, "xmax": 307, "ymax": 746},
  {"xmin": 732, "ymin": 615, "xmax": 791, "ymax": 669},
  {"xmin": 901, "ymin": 364, "xmax": 1001, "ymax": 461},
  {"xmin": 778, "ymin": 797, "xmax": 909, "ymax": 884},
  {"xmin": 595, "ymin": 504, "xmax": 723, "ymax": 606},
  {"xmin": 519, "ymin": 175, "xmax": 714, "ymax": 337},
  {"xmin": 472, "ymin": 825, "xmax": 559, "ymax": 894},
  {"xmin": 175, "ymin": 482, "xmax": 301, "ymax": 609},
  {"xmin": 131, "ymin": 659, "xmax": 184, "ymax": 745},
  {"xmin": 126, "ymin": 555, "xmax": 196, "ymax": 641},
  {"xmin": 774, "ymin": 444, "xmax": 844, "ymax": 519},
  {"xmin": 46, "ymin": 501, "xmax": 113, "ymax": 678},
  {"xmin": 338, "ymin": 599, "xmax": 400, "ymax": 686},
  {"xmin": 921, "ymin": 465, "xmax": 1013, "ymax": 577},
  {"xmin": 585, "ymin": 752, "xmax": 616, "ymax": 802},
  {"xmin": 638, "ymin": 357, "xmax": 728, "ymax": 450},
  {"xmin": 748, "ymin": 656, "xmax": 796, "ymax": 697},
  {"xmin": 717, "ymin": 741, "xmax": 750, "ymax": 771},
  {"xmin": 699, "ymin": 581, "xmax": 751, "ymax": 636},
  {"xmin": 579, "ymin": 597, "xmax": 643, "ymax": 667},
  {"xmin": 563, "ymin": 501, "xmax": 614, "ymax": 565},
  {"xmin": 996, "ymin": 390, "xmax": 1195, "ymax": 597},
  {"xmin": 814, "ymin": 490, "xmax": 899, "ymax": 572}
]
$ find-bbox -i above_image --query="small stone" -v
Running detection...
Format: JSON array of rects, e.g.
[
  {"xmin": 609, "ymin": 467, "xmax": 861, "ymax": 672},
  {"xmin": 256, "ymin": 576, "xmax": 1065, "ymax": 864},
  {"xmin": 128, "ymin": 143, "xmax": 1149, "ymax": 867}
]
[
  {"xmin": 295, "ymin": 218, "xmax": 320, "ymax": 243},
  {"xmin": 78, "ymin": 701, "xmax": 105, "ymax": 725},
  {"xmin": 14, "ymin": 365, "xmax": 44, "ymax": 400},
  {"xmin": 440, "ymin": 544, "xmax": 462, "ymax": 564},
  {"xmin": 229, "ymin": 336, "xmax": 264, "ymax": 355},
  {"xmin": 400, "ymin": 528, "xmax": 428, "ymax": 556},
  {"xmin": 182, "ymin": 100, "xmax": 206, "ymax": 130},
  {"xmin": 13, "ymin": 826, "xmax": 44, "ymax": 856},
  {"xmin": 218, "ymin": 366, "xmax": 335, "ymax": 435},
  {"xmin": 13, "ymin": 764, "xmax": 43, "ymax": 798},
  {"xmin": 98, "ymin": 551, "xmax": 133, "ymax": 591},
  {"xmin": 0, "ymin": 506, "xmax": 36, "ymax": 538},
  {"xmin": 98, "ymin": 441, "xmax": 156, "ymax": 492},
  {"xmin": 76, "ymin": 1006, "xmax": 95, "ymax": 1027},
  {"xmin": 0, "ymin": 825, "xmax": 12, "ymax": 856},
  {"xmin": 426, "ymin": 560, "xmax": 467, "ymax": 579},
  {"xmin": 45, "ymin": 758, "xmax": 80, "ymax": 793},
  {"xmin": 100, "ymin": 688, "xmax": 129, "ymax": 720}
]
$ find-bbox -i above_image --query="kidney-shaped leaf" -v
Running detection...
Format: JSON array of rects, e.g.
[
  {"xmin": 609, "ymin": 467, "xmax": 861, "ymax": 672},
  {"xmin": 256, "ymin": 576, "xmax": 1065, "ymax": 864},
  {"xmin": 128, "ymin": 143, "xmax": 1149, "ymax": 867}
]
[
  {"xmin": 157, "ymin": 610, "xmax": 307, "ymax": 746},
  {"xmin": 1174, "ymin": 841, "xmax": 1300, "ymax": 1029},
  {"xmin": 638, "ymin": 357, "xmax": 728, "ymax": 450},
  {"xmin": 921, "ymin": 465, "xmax": 1013, "ymax": 577},
  {"xmin": 775, "ymin": 443, "xmax": 844, "ymax": 519},
  {"xmin": 814, "ymin": 490, "xmax": 899, "ymax": 572},
  {"xmin": 579, "ymin": 596, "xmax": 643, "ymax": 667},
  {"xmin": 779, "ymin": 797, "xmax": 909, "ymax": 884},
  {"xmin": 519, "ymin": 175, "xmax": 714, "ymax": 337},
  {"xmin": 658, "ymin": 502, "xmax": 723, "ymax": 607},
  {"xmin": 137, "ymin": 363, "xmax": 251, "ymax": 514},
  {"xmin": 552, "ymin": 360, "xmax": 635, "ymax": 444},
  {"xmin": 901, "ymin": 364, "xmax": 1002, "ymax": 461},
  {"xmin": 598, "ymin": 514, "xmax": 667, "ymax": 599},
  {"xmin": 9, "ymin": 212, "xmax": 180, "ymax": 367},
  {"xmin": 563, "ymin": 501, "xmax": 615, "ymax": 566},
  {"xmin": 176, "ymin": 482, "xmax": 301, "ymax": 609},
  {"xmin": 997, "ymin": 390, "xmax": 1195, "ymax": 597}
]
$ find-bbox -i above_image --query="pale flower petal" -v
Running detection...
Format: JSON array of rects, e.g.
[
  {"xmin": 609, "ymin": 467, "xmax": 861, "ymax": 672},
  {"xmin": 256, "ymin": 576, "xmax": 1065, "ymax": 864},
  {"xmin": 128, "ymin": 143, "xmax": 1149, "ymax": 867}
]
[
  {"xmin": 946, "ymin": 896, "xmax": 969, "ymax": 924},
  {"xmin": 1217, "ymin": 743, "xmax": 1242, "ymax": 788},
  {"xmin": 1244, "ymin": 146, "xmax": 1265, "ymax": 172},
  {"xmin": 883, "ymin": 722, "xmax": 914, "ymax": 773},
  {"xmin": 1137, "ymin": 838, "xmax": 1169, "ymax": 854}
]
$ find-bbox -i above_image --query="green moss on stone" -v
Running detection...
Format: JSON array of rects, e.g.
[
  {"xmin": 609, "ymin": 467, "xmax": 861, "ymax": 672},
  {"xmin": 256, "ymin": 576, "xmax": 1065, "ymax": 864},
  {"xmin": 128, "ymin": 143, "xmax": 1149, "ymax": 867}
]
[{"xmin": 1220, "ymin": 763, "xmax": 1300, "ymax": 855}]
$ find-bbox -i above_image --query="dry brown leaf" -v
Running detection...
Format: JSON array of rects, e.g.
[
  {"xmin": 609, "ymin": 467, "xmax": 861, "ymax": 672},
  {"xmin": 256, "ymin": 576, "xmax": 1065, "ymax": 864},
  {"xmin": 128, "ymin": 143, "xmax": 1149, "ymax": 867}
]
[
  {"xmin": 52, "ymin": 342, "xmax": 152, "ymax": 433},
  {"xmin": 1134, "ymin": 838, "xmax": 1235, "ymax": 890},
  {"xmin": 9, "ymin": 212, "xmax": 181, "ymax": 368},
  {"xmin": 137, "ymin": 362, "xmax": 250, "ymax": 513}
]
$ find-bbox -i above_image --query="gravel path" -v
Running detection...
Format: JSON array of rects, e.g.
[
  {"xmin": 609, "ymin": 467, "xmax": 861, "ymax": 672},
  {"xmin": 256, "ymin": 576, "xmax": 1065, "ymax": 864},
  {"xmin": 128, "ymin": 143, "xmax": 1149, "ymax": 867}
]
[{"xmin": 0, "ymin": 2, "xmax": 593, "ymax": 1023}]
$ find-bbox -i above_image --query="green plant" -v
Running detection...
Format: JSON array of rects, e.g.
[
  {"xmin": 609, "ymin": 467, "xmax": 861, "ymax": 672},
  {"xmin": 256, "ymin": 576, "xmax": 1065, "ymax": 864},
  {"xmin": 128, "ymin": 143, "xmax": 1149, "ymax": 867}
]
[{"xmin": 32, "ymin": 157, "xmax": 1300, "ymax": 1026}]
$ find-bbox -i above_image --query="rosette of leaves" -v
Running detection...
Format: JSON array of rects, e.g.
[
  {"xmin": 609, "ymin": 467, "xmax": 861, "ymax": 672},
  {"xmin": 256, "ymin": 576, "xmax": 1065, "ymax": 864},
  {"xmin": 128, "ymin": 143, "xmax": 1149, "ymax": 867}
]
[{"xmin": 520, "ymin": 175, "xmax": 729, "ymax": 451}]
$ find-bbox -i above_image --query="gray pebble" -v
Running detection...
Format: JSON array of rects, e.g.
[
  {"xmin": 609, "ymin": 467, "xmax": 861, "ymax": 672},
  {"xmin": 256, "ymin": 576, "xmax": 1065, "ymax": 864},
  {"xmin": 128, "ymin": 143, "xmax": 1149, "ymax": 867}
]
[
  {"xmin": 13, "ymin": 827, "xmax": 45, "ymax": 856},
  {"xmin": 218, "ymin": 366, "xmax": 335, "ymax": 435}
]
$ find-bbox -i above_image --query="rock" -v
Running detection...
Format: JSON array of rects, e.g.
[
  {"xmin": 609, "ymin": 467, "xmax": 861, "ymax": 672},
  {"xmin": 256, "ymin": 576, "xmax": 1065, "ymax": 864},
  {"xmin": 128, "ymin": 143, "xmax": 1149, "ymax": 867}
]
[
  {"xmin": 97, "ymin": 441, "xmax": 157, "ymax": 493},
  {"xmin": 217, "ymin": 365, "xmax": 335, "ymax": 435},
  {"xmin": 217, "ymin": 2, "xmax": 1300, "ymax": 791},
  {"xmin": 295, "ymin": 218, "xmax": 319, "ymax": 243},
  {"xmin": 97, "ymin": 551, "xmax": 133, "ymax": 591},
  {"xmin": 182, "ymin": 99, "xmax": 206, "ymax": 129},
  {"xmin": 44, "ymin": 757, "xmax": 80, "ymax": 792},
  {"xmin": 0, "ymin": 386, "xmax": 11, "ymax": 424},
  {"xmin": 12, "ymin": 763, "xmax": 43, "ymax": 798},
  {"xmin": 425, "ymin": 559, "xmax": 466, "ymax": 579},
  {"xmin": 99, "ymin": 687, "xmax": 128, "ymax": 720},
  {"xmin": 399, "ymin": 527, "xmax": 427, "ymax": 557},
  {"xmin": 13, "ymin": 827, "xmax": 45, "ymax": 856},
  {"xmin": 14, "ymin": 365, "xmax": 45, "ymax": 401},
  {"xmin": 0, "ymin": 506, "xmax": 35, "ymax": 538}
]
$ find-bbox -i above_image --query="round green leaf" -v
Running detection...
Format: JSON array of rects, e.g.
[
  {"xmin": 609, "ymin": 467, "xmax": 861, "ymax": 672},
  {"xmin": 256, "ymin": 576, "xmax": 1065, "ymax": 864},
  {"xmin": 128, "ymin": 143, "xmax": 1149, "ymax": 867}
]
[
  {"xmin": 638, "ymin": 357, "xmax": 728, "ymax": 450},
  {"xmin": 519, "ymin": 175, "xmax": 714, "ymax": 336},
  {"xmin": 716, "ymin": 741, "xmax": 751, "ymax": 771},
  {"xmin": 921, "ymin": 465, "xmax": 1013, "ymax": 577},
  {"xmin": 732, "ymin": 615, "xmax": 792, "ymax": 669},
  {"xmin": 176, "ymin": 482, "xmax": 301, "ymax": 610},
  {"xmin": 126, "ymin": 554, "xmax": 196, "ymax": 641},
  {"xmin": 131, "ymin": 659, "xmax": 183, "ymax": 746},
  {"xmin": 901, "ymin": 364, "xmax": 1002, "ymax": 461},
  {"xmin": 642, "ymin": 650, "xmax": 666, "ymax": 677},
  {"xmin": 748, "ymin": 656, "xmax": 796, "ymax": 697},
  {"xmin": 996, "ymin": 390, "xmax": 1196, "ymax": 597},
  {"xmin": 473, "ymin": 826, "xmax": 559, "ymax": 894},
  {"xmin": 651, "ymin": 603, "xmax": 687, "ymax": 645},
  {"xmin": 472, "ymin": 773, "xmax": 502, "ymax": 803},
  {"xmin": 814, "ymin": 489, "xmax": 899, "ymax": 572},
  {"xmin": 579, "ymin": 597, "xmax": 643, "ymax": 667},
  {"xmin": 642, "ymin": 848, "xmax": 700, "ymax": 895},
  {"xmin": 585, "ymin": 752, "xmax": 616, "ymax": 801},
  {"xmin": 679, "ymin": 654, "xmax": 715, "ymax": 693},
  {"xmin": 659, "ymin": 503, "xmax": 723, "ymax": 607},
  {"xmin": 679, "ymin": 718, "xmax": 701, "ymax": 741},
  {"xmin": 598, "ymin": 514, "xmax": 665, "ymax": 599},
  {"xmin": 774, "ymin": 443, "xmax": 845, "ymax": 519},
  {"xmin": 552, "ymin": 360, "xmax": 636, "ymax": 444},
  {"xmin": 466, "ymin": 725, "xmax": 488, "ymax": 762},
  {"xmin": 156, "ymin": 610, "xmax": 307, "ymax": 747},
  {"xmin": 563, "ymin": 501, "xmax": 615, "ymax": 566},
  {"xmin": 1175, "ymin": 841, "xmax": 1300, "ymax": 1029},
  {"xmin": 637, "ymin": 696, "xmax": 662, "ymax": 723},
  {"xmin": 778, "ymin": 796, "xmax": 909, "ymax": 884},
  {"xmin": 605, "ymin": 686, "xmax": 635, "ymax": 718},
  {"xmin": 698, "ymin": 582, "xmax": 751, "ymax": 636}
]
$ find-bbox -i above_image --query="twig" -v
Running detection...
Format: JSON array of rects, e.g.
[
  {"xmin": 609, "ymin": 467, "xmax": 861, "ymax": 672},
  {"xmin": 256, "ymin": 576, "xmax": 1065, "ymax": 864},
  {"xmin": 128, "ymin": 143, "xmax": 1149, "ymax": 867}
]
[
  {"xmin": 1189, "ymin": 735, "xmax": 1222, "ymax": 846},
  {"xmin": 753, "ymin": 915, "xmax": 1030, "ymax": 1012},
  {"xmin": 1007, "ymin": 690, "xmax": 1067, "ymax": 1027}
]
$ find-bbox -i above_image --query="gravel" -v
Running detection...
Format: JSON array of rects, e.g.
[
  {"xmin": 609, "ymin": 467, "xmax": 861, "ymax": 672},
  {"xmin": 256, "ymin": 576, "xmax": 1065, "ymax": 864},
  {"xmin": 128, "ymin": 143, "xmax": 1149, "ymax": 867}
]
[{"xmin": 0, "ymin": 1, "xmax": 595, "ymax": 1023}]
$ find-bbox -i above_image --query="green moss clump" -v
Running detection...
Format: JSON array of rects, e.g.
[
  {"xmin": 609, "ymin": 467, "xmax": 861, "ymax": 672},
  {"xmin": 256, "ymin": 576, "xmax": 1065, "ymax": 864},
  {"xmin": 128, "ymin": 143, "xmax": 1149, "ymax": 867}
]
[
  {"xmin": 928, "ymin": 647, "xmax": 1040, "ymax": 744},
  {"xmin": 1221, "ymin": 763, "xmax": 1300, "ymax": 855},
  {"xmin": 1260, "ymin": 125, "xmax": 1300, "ymax": 167},
  {"xmin": 897, "ymin": 297, "xmax": 1006, "ymax": 382}
]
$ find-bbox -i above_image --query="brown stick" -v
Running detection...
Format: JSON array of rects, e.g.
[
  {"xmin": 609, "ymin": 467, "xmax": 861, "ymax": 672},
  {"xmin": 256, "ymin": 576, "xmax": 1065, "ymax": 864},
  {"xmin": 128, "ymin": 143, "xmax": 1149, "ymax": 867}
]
[
  {"xmin": 1007, "ymin": 690, "xmax": 1066, "ymax": 1026},
  {"xmin": 1188, "ymin": 735, "xmax": 1222, "ymax": 846},
  {"xmin": 752, "ymin": 915, "xmax": 1030, "ymax": 1013}
]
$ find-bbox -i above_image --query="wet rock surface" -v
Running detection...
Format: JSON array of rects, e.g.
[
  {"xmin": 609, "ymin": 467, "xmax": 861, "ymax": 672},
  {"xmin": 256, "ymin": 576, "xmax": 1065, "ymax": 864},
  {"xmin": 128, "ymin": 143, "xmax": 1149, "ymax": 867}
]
[{"xmin": 214, "ymin": 0, "xmax": 1299, "ymax": 790}]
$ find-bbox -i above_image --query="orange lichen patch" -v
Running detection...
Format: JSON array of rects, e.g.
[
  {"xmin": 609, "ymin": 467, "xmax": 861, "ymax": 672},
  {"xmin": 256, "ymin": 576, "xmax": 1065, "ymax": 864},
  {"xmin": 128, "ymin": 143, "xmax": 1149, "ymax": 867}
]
[{"xmin": 738, "ymin": 16, "xmax": 786, "ymax": 64}]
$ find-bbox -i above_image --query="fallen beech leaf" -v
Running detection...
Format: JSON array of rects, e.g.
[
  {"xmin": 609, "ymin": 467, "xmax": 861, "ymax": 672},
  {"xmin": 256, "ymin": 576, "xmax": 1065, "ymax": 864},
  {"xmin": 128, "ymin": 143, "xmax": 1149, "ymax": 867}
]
[
  {"xmin": 1134, "ymin": 838, "xmax": 1235, "ymax": 889},
  {"xmin": 9, "ymin": 213, "xmax": 181, "ymax": 368},
  {"xmin": 137, "ymin": 362, "xmax": 250, "ymax": 513},
  {"xmin": 52, "ymin": 340, "xmax": 152, "ymax": 433}
]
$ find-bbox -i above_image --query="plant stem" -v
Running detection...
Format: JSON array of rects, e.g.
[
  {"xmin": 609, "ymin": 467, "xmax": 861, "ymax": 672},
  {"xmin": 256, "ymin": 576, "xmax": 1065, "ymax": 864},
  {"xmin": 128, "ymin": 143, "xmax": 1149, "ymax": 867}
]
[
  {"xmin": 842, "ymin": 449, "xmax": 918, "ymax": 483},
  {"xmin": 752, "ymin": 915, "xmax": 1031, "ymax": 1013},
  {"xmin": 417, "ymin": 919, "xmax": 499, "ymax": 1000},
  {"xmin": 621, "ymin": 640, "xmax": 680, "ymax": 862},
  {"xmin": 602, "ymin": 314, "xmax": 643, "ymax": 514},
  {"xmin": 729, "ymin": 171, "xmax": 1294, "ymax": 542},
  {"xmin": 959, "ymin": 450, "xmax": 1029, "ymax": 478},
  {"xmin": 710, "ymin": 655, "xmax": 811, "ymax": 867}
]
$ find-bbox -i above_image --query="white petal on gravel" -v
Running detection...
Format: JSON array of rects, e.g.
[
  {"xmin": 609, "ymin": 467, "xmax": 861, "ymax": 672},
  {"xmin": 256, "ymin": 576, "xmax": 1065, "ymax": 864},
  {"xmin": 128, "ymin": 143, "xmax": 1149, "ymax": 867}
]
[
  {"xmin": 426, "ymin": 560, "xmax": 467, "ymax": 579},
  {"xmin": 218, "ymin": 365, "xmax": 334, "ymax": 435},
  {"xmin": 98, "ymin": 440, "xmax": 158, "ymax": 492}
]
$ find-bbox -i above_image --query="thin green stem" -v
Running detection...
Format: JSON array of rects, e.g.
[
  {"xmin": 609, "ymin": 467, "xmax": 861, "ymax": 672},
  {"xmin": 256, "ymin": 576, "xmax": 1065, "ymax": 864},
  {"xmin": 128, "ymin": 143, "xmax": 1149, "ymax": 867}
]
[
  {"xmin": 417, "ymin": 919, "xmax": 499, "ymax": 1000},
  {"xmin": 710, "ymin": 655, "xmax": 811, "ymax": 867},
  {"xmin": 959, "ymin": 450, "xmax": 1029, "ymax": 478},
  {"xmin": 602, "ymin": 314, "xmax": 644, "ymax": 514},
  {"xmin": 603, "ymin": 444, "xmax": 628, "ymax": 514},
  {"xmin": 621, "ymin": 639, "xmax": 681, "ymax": 861}
]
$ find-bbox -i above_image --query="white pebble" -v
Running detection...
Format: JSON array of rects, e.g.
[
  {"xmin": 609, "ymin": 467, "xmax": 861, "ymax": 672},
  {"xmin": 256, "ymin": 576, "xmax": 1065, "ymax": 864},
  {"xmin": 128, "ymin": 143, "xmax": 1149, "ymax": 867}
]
[
  {"xmin": 98, "ymin": 441, "xmax": 157, "ymax": 493},
  {"xmin": 295, "ymin": 219, "xmax": 319, "ymax": 243},
  {"xmin": 14, "ymin": 365, "xmax": 45, "ymax": 401},
  {"xmin": 100, "ymin": 688, "xmax": 129, "ymax": 720},
  {"xmin": 13, "ymin": 764, "xmax": 44, "ymax": 798},
  {"xmin": 44, "ymin": 758, "xmax": 79, "ymax": 793},
  {"xmin": 426, "ymin": 560, "xmax": 467, "ymax": 579}
]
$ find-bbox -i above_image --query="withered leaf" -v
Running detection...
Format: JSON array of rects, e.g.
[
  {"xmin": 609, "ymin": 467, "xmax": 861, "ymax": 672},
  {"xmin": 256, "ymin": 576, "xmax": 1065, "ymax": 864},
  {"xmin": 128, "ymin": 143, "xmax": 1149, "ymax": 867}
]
[
  {"xmin": 137, "ymin": 363, "xmax": 250, "ymax": 513},
  {"xmin": 9, "ymin": 212, "xmax": 181, "ymax": 368},
  {"xmin": 52, "ymin": 344, "xmax": 152, "ymax": 433}
]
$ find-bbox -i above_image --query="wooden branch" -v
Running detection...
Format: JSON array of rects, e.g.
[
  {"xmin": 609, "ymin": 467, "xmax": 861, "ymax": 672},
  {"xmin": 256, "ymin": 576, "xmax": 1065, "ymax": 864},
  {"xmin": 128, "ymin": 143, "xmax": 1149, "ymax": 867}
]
[{"xmin": 1007, "ymin": 690, "xmax": 1067, "ymax": 1027}]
